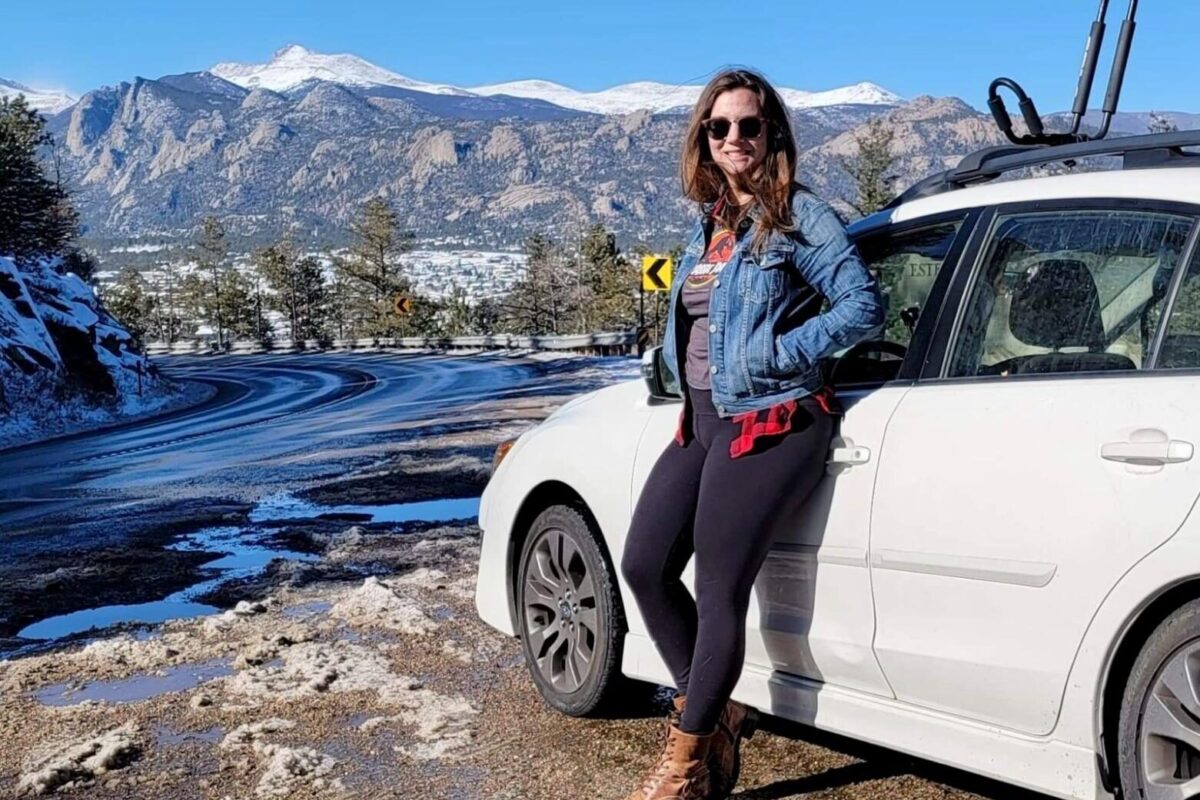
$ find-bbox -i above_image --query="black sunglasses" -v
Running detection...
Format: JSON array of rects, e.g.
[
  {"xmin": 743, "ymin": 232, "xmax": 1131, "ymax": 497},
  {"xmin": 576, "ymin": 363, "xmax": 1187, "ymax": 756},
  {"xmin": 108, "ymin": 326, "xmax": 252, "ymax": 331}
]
[{"xmin": 702, "ymin": 116, "xmax": 766, "ymax": 141}]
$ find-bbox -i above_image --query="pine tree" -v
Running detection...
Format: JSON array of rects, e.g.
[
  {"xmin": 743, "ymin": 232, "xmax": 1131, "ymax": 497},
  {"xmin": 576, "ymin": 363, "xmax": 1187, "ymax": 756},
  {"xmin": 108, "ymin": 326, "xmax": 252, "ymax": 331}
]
[
  {"xmin": 338, "ymin": 198, "xmax": 417, "ymax": 337},
  {"xmin": 150, "ymin": 259, "xmax": 185, "ymax": 343},
  {"xmin": 195, "ymin": 216, "xmax": 229, "ymax": 348},
  {"xmin": 441, "ymin": 286, "xmax": 475, "ymax": 337},
  {"xmin": 472, "ymin": 297, "xmax": 501, "ymax": 335},
  {"xmin": 103, "ymin": 266, "xmax": 156, "ymax": 346},
  {"xmin": 499, "ymin": 234, "xmax": 578, "ymax": 335},
  {"xmin": 258, "ymin": 242, "xmax": 329, "ymax": 341},
  {"xmin": 581, "ymin": 223, "xmax": 637, "ymax": 331},
  {"xmin": 842, "ymin": 116, "xmax": 897, "ymax": 217},
  {"xmin": 0, "ymin": 96, "xmax": 77, "ymax": 261},
  {"xmin": 293, "ymin": 255, "xmax": 330, "ymax": 341},
  {"xmin": 1149, "ymin": 112, "xmax": 1179, "ymax": 134},
  {"xmin": 220, "ymin": 268, "xmax": 259, "ymax": 341}
]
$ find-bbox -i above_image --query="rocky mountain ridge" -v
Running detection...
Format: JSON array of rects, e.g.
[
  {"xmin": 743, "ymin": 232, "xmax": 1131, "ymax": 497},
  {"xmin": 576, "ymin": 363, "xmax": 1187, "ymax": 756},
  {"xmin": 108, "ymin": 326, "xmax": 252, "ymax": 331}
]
[{"xmin": 6, "ymin": 45, "xmax": 1196, "ymax": 255}]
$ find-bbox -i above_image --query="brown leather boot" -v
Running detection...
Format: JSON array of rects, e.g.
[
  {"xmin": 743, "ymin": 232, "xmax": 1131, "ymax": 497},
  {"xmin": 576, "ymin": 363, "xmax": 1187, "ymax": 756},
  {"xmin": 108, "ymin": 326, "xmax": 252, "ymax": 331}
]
[
  {"xmin": 624, "ymin": 722, "xmax": 715, "ymax": 800},
  {"xmin": 671, "ymin": 696, "xmax": 759, "ymax": 798}
]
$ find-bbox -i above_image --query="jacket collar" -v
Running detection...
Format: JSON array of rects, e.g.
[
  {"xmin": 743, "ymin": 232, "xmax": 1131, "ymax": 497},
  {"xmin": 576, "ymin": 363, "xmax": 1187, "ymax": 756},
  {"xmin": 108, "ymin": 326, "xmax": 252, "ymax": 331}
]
[{"xmin": 700, "ymin": 194, "xmax": 761, "ymax": 233}]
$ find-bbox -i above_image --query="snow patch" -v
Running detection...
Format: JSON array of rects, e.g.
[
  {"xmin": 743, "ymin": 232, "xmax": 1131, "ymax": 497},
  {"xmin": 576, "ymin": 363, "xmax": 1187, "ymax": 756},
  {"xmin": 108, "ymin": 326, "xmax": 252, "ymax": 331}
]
[
  {"xmin": 254, "ymin": 743, "xmax": 338, "ymax": 797},
  {"xmin": 221, "ymin": 718, "xmax": 339, "ymax": 797},
  {"xmin": 17, "ymin": 722, "xmax": 140, "ymax": 795},
  {"xmin": 222, "ymin": 640, "xmax": 476, "ymax": 759},
  {"xmin": 329, "ymin": 576, "xmax": 438, "ymax": 635}
]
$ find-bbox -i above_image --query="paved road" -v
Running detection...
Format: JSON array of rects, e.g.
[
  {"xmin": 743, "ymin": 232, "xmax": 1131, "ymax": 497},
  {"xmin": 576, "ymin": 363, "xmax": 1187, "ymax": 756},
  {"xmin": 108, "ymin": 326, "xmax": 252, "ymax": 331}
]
[{"xmin": 0, "ymin": 351, "xmax": 630, "ymax": 555}]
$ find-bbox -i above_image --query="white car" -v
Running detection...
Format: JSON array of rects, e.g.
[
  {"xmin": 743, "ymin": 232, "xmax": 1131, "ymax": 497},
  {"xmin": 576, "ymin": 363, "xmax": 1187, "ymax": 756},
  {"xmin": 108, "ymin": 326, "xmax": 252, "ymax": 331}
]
[{"xmin": 476, "ymin": 132, "xmax": 1200, "ymax": 800}]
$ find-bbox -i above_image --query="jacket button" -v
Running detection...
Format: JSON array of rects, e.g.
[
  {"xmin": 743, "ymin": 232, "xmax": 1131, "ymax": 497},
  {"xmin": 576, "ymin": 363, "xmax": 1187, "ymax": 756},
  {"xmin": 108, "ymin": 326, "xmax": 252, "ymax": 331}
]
[
  {"xmin": 708, "ymin": 324, "xmax": 716, "ymax": 333},
  {"xmin": 717, "ymin": 405, "xmax": 725, "ymax": 414},
  {"xmin": 710, "ymin": 365, "xmax": 718, "ymax": 374},
  {"xmin": 714, "ymin": 279, "xmax": 721, "ymax": 288}
]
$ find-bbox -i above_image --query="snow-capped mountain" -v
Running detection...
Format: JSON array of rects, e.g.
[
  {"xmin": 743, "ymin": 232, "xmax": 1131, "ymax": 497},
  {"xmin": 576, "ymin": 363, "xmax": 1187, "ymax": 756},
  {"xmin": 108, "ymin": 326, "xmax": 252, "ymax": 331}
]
[
  {"xmin": 210, "ymin": 44, "xmax": 902, "ymax": 113},
  {"xmin": 212, "ymin": 44, "xmax": 469, "ymax": 96},
  {"xmin": 469, "ymin": 79, "xmax": 903, "ymax": 114},
  {"xmin": 0, "ymin": 78, "xmax": 76, "ymax": 115}
]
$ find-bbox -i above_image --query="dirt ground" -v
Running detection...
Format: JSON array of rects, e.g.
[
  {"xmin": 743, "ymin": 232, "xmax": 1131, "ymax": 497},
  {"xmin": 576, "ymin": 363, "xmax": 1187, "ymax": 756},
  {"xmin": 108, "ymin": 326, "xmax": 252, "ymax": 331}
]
[{"xmin": 0, "ymin": 392, "xmax": 1041, "ymax": 800}]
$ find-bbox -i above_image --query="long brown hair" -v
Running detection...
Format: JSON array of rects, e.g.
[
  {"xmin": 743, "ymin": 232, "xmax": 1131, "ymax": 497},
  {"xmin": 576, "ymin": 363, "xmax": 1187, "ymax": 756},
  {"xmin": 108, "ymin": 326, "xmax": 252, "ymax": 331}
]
[{"xmin": 680, "ymin": 69, "xmax": 798, "ymax": 251}]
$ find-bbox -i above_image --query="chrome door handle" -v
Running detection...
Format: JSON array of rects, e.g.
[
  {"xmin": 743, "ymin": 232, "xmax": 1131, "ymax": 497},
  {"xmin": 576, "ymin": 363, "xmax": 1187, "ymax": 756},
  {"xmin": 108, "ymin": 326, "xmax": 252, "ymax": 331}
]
[{"xmin": 1101, "ymin": 440, "xmax": 1194, "ymax": 466}]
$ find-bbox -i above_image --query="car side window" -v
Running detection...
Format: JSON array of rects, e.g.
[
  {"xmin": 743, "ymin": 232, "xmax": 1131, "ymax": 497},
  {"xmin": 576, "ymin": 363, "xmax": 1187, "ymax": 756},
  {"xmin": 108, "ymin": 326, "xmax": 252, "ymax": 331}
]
[
  {"xmin": 857, "ymin": 220, "xmax": 963, "ymax": 349},
  {"xmin": 948, "ymin": 210, "xmax": 1194, "ymax": 378},
  {"xmin": 1157, "ymin": 247, "xmax": 1200, "ymax": 369}
]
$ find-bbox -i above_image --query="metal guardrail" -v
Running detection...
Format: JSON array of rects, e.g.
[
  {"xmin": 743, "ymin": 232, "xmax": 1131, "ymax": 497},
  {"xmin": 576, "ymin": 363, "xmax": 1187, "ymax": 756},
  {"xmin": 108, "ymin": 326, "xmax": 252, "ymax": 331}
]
[{"xmin": 143, "ymin": 331, "xmax": 638, "ymax": 357}]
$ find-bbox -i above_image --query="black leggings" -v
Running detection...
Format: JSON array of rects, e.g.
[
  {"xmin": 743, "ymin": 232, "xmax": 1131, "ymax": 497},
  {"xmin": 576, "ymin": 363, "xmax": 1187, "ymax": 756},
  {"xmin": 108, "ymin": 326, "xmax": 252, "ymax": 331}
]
[{"xmin": 621, "ymin": 385, "xmax": 832, "ymax": 734}]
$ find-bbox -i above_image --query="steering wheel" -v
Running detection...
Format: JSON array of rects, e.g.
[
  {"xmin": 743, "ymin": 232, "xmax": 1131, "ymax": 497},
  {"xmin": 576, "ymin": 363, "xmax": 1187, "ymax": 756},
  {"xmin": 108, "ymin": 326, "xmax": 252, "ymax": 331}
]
[{"xmin": 828, "ymin": 340, "xmax": 908, "ymax": 386}]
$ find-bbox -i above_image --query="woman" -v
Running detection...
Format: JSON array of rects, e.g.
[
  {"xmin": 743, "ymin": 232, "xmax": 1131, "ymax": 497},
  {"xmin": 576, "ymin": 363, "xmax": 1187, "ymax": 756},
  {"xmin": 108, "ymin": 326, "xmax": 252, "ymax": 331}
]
[{"xmin": 620, "ymin": 69, "xmax": 884, "ymax": 800}]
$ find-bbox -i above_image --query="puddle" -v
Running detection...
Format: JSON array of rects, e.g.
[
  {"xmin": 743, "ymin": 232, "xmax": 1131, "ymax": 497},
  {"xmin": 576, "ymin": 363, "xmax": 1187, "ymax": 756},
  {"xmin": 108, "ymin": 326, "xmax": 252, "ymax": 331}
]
[
  {"xmin": 19, "ymin": 601, "xmax": 220, "ymax": 641},
  {"xmin": 35, "ymin": 659, "xmax": 233, "ymax": 706},
  {"xmin": 154, "ymin": 724, "xmax": 224, "ymax": 747},
  {"xmin": 250, "ymin": 493, "xmax": 480, "ymax": 525},
  {"xmin": 282, "ymin": 600, "xmax": 332, "ymax": 620},
  {"xmin": 17, "ymin": 494, "xmax": 476, "ymax": 643},
  {"xmin": 18, "ymin": 526, "xmax": 317, "ymax": 641}
]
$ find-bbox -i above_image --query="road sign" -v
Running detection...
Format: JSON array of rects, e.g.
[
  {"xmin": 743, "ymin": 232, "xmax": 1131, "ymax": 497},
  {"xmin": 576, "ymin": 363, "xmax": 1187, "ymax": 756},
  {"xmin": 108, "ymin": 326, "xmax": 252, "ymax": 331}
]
[
  {"xmin": 393, "ymin": 296, "xmax": 412, "ymax": 314},
  {"xmin": 641, "ymin": 256, "xmax": 673, "ymax": 292}
]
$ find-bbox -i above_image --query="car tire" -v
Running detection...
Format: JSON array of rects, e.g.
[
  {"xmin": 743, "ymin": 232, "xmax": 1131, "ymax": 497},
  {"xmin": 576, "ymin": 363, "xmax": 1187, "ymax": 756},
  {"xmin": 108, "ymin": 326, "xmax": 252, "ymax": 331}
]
[
  {"xmin": 516, "ymin": 503, "xmax": 629, "ymax": 717},
  {"xmin": 1117, "ymin": 598, "xmax": 1200, "ymax": 798}
]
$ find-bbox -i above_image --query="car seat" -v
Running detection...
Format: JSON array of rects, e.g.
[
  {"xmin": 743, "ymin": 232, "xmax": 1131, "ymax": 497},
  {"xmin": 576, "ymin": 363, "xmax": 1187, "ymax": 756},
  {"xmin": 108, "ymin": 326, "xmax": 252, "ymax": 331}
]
[{"xmin": 1004, "ymin": 258, "xmax": 1137, "ymax": 374}]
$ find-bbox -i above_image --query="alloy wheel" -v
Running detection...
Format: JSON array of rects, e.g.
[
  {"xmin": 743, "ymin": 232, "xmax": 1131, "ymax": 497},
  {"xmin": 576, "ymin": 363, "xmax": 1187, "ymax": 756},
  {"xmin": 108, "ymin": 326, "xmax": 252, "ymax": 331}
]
[
  {"xmin": 521, "ymin": 527, "xmax": 599, "ymax": 694},
  {"xmin": 1141, "ymin": 641, "xmax": 1200, "ymax": 798}
]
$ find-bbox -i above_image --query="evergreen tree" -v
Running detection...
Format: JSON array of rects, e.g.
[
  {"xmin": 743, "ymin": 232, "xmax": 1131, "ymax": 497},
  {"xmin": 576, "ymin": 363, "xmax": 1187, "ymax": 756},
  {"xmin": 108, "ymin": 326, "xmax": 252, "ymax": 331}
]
[
  {"xmin": 581, "ymin": 223, "xmax": 637, "ymax": 331},
  {"xmin": 150, "ymin": 259, "xmax": 185, "ymax": 343},
  {"xmin": 257, "ymin": 242, "xmax": 329, "ymax": 341},
  {"xmin": 440, "ymin": 286, "xmax": 475, "ymax": 337},
  {"xmin": 1149, "ymin": 112, "xmax": 1179, "ymax": 134},
  {"xmin": 220, "ymin": 268, "xmax": 260, "ymax": 341},
  {"xmin": 103, "ymin": 266, "xmax": 156, "ymax": 346},
  {"xmin": 471, "ymin": 296, "xmax": 501, "ymax": 335},
  {"xmin": 338, "ymin": 198, "xmax": 418, "ymax": 337},
  {"xmin": 195, "ymin": 216, "xmax": 229, "ymax": 348},
  {"xmin": 499, "ymin": 234, "xmax": 577, "ymax": 335},
  {"xmin": 842, "ymin": 116, "xmax": 897, "ymax": 217},
  {"xmin": 326, "ymin": 263, "xmax": 353, "ymax": 342},
  {"xmin": 0, "ymin": 96, "xmax": 77, "ymax": 262},
  {"xmin": 293, "ymin": 255, "xmax": 330, "ymax": 341}
]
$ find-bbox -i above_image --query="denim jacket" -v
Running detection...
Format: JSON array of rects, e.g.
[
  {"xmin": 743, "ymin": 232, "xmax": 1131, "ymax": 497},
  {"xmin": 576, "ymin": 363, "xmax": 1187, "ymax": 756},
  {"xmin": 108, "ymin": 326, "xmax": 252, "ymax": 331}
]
[{"xmin": 662, "ymin": 190, "xmax": 885, "ymax": 418}]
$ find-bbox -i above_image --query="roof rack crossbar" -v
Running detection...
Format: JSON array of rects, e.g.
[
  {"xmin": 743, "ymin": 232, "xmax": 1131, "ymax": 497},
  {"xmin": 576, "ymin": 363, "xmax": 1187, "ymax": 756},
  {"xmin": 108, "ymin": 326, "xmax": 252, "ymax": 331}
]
[{"xmin": 887, "ymin": 130, "xmax": 1200, "ymax": 209}]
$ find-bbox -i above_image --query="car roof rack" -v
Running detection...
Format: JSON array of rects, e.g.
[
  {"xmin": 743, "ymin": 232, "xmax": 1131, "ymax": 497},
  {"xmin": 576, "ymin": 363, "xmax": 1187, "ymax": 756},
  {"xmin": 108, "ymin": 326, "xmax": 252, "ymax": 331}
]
[{"xmin": 887, "ymin": 129, "xmax": 1200, "ymax": 209}]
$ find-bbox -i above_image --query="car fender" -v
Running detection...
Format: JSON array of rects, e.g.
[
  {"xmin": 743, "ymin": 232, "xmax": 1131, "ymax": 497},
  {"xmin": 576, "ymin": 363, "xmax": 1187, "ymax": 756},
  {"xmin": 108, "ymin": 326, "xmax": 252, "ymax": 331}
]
[
  {"xmin": 475, "ymin": 379, "xmax": 654, "ymax": 636},
  {"xmin": 1055, "ymin": 495, "xmax": 1200, "ymax": 758}
]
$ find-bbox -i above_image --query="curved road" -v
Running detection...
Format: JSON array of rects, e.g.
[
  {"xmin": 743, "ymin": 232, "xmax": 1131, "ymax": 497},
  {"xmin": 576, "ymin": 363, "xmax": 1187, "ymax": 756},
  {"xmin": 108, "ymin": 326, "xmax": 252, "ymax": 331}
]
[{"xmin": 0, "ymin": 351, "xmax": 634, "ymax": 555}]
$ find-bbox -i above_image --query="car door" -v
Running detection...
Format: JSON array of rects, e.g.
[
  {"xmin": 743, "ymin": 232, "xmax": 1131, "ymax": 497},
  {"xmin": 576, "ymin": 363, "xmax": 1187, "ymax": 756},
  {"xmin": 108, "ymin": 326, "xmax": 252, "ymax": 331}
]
[
  {"xmin": 869, "ymin": 201, "xmax": 1200, "ymax": 735},
  {"xmin": 630, "ymin": 211, "xmax": 976, "ymax": 696}
]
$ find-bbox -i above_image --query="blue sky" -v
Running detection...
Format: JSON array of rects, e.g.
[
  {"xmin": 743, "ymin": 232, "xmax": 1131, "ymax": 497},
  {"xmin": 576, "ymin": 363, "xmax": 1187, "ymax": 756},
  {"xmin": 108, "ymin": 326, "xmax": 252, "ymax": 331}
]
[{"xmin": 6, "ymin": 0, "xmax": 1197, "ymax": 112}]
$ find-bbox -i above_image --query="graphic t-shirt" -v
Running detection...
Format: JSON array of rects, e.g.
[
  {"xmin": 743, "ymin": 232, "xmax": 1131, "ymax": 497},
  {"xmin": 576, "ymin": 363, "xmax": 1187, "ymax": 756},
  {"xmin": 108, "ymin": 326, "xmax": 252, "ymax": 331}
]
[{"xmin": 682, "ymin": 228, "xmax": 736, "ymax": 389}]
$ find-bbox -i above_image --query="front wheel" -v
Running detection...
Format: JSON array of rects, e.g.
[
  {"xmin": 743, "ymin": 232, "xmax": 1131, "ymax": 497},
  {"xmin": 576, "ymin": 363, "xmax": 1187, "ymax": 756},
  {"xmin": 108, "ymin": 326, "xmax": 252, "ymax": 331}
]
[
  {"xmin": 517, "ymin": 504, "xmax": 627, "ymax": 716},
  {"xmin": 1117, "ymin": 599, "xmax": 1200, "ymax": 798}
]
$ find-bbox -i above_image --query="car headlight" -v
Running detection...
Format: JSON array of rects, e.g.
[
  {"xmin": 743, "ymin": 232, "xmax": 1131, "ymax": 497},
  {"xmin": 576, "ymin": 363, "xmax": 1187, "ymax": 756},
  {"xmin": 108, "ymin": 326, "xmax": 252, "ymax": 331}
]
[{"xmin": 492, "ymin": 439, "xmax": 517, "ymax": 474}]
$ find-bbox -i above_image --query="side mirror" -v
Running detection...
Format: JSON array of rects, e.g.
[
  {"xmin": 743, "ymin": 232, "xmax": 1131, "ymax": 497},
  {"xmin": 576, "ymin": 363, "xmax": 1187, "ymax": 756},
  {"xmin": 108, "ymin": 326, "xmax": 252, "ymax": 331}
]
[{"xmin": 641, "ymin": 346, "xmax": 681, "ymax": 401}]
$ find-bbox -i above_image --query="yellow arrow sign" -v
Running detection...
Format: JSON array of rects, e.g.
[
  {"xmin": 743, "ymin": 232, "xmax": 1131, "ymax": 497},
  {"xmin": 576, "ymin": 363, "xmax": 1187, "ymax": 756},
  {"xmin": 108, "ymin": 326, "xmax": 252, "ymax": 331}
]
[
  {"xmin": 393, "ymin": 296, "xmax": 412, "ymax": 314},
  {"xmin": 641, "ymin": 256, "xmax": 673, "ymax": 292}
]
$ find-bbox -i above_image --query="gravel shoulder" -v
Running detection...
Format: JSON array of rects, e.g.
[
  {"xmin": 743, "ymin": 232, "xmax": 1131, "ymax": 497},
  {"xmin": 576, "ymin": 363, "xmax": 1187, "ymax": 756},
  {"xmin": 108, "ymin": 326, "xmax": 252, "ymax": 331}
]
[{"xmin": 0, "ymin": 383, "xmax": 1043, "ymax": 799}]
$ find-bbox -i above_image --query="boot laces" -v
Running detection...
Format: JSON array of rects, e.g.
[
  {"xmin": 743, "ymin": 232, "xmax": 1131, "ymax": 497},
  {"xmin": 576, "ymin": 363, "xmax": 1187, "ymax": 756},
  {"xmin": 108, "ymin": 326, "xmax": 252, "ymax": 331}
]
[{"xmin": 637, "ymin": 751, "xmax": 677, "ymax": 795}]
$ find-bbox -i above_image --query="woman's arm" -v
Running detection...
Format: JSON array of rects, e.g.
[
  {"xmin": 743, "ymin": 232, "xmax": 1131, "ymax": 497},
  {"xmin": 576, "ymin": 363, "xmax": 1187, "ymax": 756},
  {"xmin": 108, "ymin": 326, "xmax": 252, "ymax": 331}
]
[{"xmin": 774, "ymin": 201, "xmax": 885, "ymax": 373}]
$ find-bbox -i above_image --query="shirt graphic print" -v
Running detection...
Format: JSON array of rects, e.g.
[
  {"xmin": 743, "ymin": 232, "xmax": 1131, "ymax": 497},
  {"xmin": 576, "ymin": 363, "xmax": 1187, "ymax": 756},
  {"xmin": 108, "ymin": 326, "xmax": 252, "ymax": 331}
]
[
  {"xmin": 682, "ymin": 228, "xmax": 736, "ymax": 390},
  {"xmin": 686, "ymin": 229, "xmax": 736, "ymax": 289}
]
